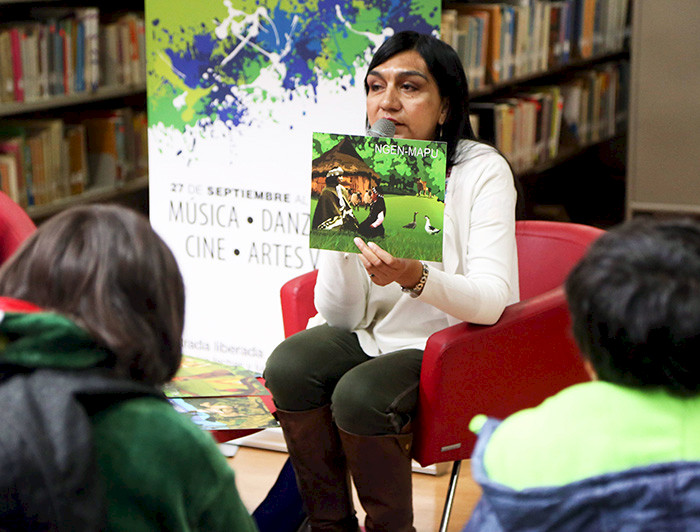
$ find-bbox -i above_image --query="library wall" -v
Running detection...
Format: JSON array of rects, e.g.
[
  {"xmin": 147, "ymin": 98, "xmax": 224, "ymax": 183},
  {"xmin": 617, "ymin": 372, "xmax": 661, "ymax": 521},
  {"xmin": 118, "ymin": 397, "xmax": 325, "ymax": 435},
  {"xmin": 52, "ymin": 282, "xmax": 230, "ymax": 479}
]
[{"xmin": 626, "ymin": 0, "xmax": 700, "ymax": 218}]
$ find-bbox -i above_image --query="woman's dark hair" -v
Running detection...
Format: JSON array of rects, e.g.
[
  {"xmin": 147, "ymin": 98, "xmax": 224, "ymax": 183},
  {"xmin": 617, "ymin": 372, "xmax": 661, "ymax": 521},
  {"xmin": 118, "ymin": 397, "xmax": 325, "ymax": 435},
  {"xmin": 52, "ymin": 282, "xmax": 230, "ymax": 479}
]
[
  {"xmin": 0, "ymin": 204, "xmax": 185, "ymax": 385},
  {"xmin": 565, "ymin": 217, "xmax": 700, "ymax": 397},
  {"xmin": 364, "ymin": 30, "xmax": 476, "ymax": 168}
]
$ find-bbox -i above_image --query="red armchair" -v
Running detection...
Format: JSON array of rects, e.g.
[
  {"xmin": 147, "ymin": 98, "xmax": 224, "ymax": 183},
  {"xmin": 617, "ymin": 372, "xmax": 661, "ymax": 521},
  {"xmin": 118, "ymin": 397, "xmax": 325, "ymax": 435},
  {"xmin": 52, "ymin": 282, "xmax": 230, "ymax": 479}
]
[
  {"xmin": 0, "ymin": 191, "xmax": 36, "ymax": 265},
  {"xmin": 280, "ymin": 220, "xmax": 605, "ymax": 530}
]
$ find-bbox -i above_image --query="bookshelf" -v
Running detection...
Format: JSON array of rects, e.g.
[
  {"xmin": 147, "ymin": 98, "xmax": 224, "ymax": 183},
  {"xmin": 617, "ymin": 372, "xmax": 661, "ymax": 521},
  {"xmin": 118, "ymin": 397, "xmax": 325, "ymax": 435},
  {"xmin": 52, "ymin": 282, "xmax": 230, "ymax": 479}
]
[
  {"xmin": 0, "ymin": 0, "xmax": 632, "ymax": 227},
  {"xmin": 26, "ymin": 174, "xmax": 147, "ymax": 223},
  {"xmin": 445, "ymin": 0, "xmax": 631, "ymax": 226},
  {"xmin": 469, "ymin": 50, "xmax": 628, "ymax": 98},
  {"xmin": 0, "ymin": 1, "xmax": 147, "ymax": 222},
  {"xmin": 0, "ymin": 83, "xmax": 145, "ymax": 117}
]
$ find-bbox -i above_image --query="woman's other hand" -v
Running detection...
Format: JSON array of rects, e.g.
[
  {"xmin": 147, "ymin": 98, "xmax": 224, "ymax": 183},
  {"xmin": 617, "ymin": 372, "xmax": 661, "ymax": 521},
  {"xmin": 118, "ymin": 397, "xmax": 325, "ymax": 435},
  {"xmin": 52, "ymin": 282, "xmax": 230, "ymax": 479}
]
[{"xmin": 353, "ymin": 237, "xmax": 423, "ymax": 289}]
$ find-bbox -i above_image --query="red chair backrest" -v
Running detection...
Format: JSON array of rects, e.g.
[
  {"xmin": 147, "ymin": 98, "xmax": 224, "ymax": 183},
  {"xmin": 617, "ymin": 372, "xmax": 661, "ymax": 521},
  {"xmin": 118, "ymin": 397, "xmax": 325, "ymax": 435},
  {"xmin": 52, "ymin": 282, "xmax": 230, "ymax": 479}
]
[
  {"xmin": 280, "ymin": 269, "xmax": 319, "ymax": 338},
  {"xmin": 413, "ymin": 221, "xmax": 605, "ymax": 466},
  {"xmin": 516, "ymin": 220, "xmax": 605, "ymax": 300},
  {"xmin": 0, "ymin": 191, "xmax": 36, "ymax": 265}
]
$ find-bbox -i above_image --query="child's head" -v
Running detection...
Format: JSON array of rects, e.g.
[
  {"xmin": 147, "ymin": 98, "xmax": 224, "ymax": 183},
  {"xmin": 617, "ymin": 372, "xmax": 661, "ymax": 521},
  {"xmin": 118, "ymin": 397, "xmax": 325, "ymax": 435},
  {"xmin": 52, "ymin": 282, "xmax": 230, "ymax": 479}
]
[
  {"xmin": 0, "ymin": 204, "xmax": 185, "ymax": 385},
  {"xmin": 566, "ymin": 218, "xmax": 700, "ymax": 396}
]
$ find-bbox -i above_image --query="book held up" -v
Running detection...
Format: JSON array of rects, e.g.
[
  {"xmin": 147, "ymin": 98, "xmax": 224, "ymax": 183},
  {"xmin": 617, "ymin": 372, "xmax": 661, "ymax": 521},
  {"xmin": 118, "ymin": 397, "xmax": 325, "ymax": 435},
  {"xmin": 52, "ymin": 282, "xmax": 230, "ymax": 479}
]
[{"xmin": 310, "ymin": 132, "xmax": 447, "ymax": 262}]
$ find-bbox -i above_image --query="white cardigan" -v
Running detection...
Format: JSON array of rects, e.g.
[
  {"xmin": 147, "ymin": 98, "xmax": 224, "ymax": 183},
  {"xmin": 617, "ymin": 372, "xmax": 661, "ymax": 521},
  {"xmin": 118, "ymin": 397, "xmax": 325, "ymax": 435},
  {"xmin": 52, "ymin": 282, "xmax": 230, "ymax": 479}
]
[{"xmin": 312, "ymin": 140, "xmax": 519, "ymax": 356}]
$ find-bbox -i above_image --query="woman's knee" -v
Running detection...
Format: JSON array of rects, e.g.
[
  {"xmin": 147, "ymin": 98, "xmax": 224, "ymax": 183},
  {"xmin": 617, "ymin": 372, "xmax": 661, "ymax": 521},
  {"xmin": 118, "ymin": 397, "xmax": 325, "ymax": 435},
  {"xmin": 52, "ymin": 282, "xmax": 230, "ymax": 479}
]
[
  {"xmin": 265, "ymin": 326, "xmax": 362, "ymax": 410},
  {"xmin": 263, "ymin": 335, "xmax": 314, "ymax": 407},
  {"xmin": 331, "ymin": 350, "xmax": 422, "ymax": 435},
  {"xmin": 331, "ymin": 374, "xmax": 386, "ymax": 435}
]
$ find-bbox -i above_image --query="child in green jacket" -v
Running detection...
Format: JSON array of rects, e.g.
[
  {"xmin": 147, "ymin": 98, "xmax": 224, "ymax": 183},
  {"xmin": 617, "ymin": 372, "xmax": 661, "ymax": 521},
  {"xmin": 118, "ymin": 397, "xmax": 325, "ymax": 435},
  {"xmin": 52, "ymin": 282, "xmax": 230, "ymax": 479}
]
[
  {"xmin": 465, "ymin": 218, "xmax": 700, "ymax": 531},
  {"xmin": 0, "ymin": 205, "xmax": 258, "ymax": 532}
]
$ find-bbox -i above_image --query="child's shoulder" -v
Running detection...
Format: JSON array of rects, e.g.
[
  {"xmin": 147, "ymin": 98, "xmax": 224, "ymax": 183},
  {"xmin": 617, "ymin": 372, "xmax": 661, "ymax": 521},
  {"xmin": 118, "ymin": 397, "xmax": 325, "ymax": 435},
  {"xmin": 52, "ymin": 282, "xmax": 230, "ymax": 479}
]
[
  {"xmin": 482, "ymin": 382, "xmax": 700, "ymax": 489},
  {"xmin": 92, "ymin": 396, "xmax": 223, "ymax": 457}
]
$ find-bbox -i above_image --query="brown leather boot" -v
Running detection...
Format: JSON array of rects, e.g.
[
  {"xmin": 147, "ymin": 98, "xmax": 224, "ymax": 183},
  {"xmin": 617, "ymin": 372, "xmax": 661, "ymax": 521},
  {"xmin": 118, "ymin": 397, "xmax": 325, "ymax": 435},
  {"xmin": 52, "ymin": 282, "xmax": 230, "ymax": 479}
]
[
  {"xmin": 338, "ymin": 428, "xmax": 416, "ymax": 532},
  {"xmin": 275, "ymin": 405, "xmax": 359, "ymax": 532}
]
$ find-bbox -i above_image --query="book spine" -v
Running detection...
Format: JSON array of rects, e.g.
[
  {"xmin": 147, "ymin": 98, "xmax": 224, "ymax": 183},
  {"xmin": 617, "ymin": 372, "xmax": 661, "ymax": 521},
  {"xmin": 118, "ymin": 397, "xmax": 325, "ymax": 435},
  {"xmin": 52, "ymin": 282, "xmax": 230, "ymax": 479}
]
[
  {"xmin": 86, "ymin": 9, "xmax": 100, "ymax": 90},
  {"xmin": 21, "ymin": 141, "xmax": 34, "ymax": 206},
  {"xmin": 9, "ymin": 28, "xmax": 24, "ymax": 103},
  {"xmin": 127, "ymin": 17, "xmax": 140, "ymax": 84},
  {"xmin": 49, "ymin": 22, "xmax": 60, "ymax": 95},
  {"xmin": 58, "ymin": 25, "xmax": 68, "ymax": 94},
  {"xmin": 99, "ymin": 24, "xmax": 117, "ymax": 87},
  {"xmin": 75, "ymin": 19, "xmax": 85, "ymax": 92},
  {"xmin": 37, "ymin": 24, "xmax": 49, "ymax": 99},
  {"xmin": 0, "ymin": 155, "xmax": 20, "ymax": 203},
  {"xmin": 24, "ymin": 27, "xmax": 39, "ymax": 102},
  {"xmin": 114, "ymin": 114, "xmax": 128, "ymax": 184},
  {"xmin": 0, "ymin": 32, "xmax": 14, "ymax": 102}
]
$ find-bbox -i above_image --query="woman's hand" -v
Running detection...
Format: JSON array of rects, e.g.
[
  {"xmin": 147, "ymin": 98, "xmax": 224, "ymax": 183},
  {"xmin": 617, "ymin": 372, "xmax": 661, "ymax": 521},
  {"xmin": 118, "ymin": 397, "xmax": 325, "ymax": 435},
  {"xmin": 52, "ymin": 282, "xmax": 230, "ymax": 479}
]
[{"xmin": 353, "ymin": 237, "xmax": 423, "ymax": 288}]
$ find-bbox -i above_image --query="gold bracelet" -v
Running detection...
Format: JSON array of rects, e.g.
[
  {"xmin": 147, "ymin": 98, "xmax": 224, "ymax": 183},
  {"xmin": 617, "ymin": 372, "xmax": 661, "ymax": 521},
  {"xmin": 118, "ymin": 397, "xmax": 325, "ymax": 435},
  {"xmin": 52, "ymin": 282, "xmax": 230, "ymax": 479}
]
[{"xmin": 401, "ymin": 262, "xmax": 429, "ymax": 298}]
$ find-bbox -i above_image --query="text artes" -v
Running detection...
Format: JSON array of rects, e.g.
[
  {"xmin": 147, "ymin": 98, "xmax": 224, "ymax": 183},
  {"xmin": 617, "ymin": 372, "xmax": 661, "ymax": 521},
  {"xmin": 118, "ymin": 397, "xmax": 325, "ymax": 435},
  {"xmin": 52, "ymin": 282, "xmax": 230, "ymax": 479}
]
[{"xmin": 169, "ymin": 201, "xmax": 239, "ymax": 228}]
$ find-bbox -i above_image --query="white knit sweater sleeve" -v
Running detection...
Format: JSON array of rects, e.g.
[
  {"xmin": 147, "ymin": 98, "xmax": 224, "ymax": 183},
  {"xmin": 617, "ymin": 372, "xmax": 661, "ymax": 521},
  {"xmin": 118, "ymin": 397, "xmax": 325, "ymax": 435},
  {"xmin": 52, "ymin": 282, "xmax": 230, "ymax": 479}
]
[
  {"xmin": 418, "ymin": 145, "xmax": 518, "ymax": 325},
  {"xmin": 313, "ymin": 249, "xmax": 369, "ymax": 330}
]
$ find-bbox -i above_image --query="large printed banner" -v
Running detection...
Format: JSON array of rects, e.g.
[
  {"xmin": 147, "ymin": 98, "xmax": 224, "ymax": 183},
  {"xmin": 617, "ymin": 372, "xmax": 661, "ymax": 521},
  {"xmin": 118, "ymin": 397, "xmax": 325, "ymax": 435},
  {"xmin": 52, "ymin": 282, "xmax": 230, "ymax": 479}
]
[{"xmin": 146, "ymin": 0, "xmax": 440, "ymax": 372}]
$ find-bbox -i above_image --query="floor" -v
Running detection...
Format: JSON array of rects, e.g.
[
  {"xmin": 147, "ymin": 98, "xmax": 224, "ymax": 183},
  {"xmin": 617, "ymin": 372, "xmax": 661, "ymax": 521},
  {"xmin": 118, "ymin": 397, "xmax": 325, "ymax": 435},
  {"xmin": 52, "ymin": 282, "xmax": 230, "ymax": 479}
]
[{"xmin": 229, "ymin": 446, "xmax": 482, "ymax": 532}]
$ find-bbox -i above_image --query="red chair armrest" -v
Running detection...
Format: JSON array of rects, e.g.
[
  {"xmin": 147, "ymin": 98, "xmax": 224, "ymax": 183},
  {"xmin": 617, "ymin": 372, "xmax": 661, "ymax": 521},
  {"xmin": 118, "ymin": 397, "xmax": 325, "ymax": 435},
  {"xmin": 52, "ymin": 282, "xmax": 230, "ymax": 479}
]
[
  {"xmin": 413, "ymin": 286, "xmax": 590, "ymax": 466},
  {"xmin": 280, "ymin": 270, "xmax": 319, "ymax": 338}
]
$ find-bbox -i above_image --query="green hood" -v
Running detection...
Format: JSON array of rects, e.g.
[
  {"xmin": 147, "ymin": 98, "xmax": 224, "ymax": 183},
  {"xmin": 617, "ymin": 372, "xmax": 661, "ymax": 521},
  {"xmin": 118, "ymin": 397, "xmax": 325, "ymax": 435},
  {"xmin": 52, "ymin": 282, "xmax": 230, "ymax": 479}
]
[{"xmin": 0, "ymin": 310, "xmax": 108, "ymax": 369}]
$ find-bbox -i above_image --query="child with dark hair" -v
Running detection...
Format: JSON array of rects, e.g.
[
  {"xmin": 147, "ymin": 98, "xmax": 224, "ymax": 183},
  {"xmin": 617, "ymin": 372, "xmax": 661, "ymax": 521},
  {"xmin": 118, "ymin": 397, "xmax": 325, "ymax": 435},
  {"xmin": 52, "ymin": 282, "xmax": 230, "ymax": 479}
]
[
  {"xmin": 0, "ymin": 205, "xmax": 257, "ymax": 532},
  {"xmin": 358, "ymin": 187, "xmax": 386, "ymax": 239},
  {"xmin": 464, "ymin": 218, "xmax": 700, "ymax": 531}
]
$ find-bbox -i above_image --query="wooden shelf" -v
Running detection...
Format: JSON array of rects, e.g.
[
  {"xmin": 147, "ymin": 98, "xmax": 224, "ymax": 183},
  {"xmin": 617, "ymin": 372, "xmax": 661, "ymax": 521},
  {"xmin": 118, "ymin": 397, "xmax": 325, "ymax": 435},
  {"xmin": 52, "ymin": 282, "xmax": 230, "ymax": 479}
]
[
  {"xmin": 26, "ymin": 175, "xmax": 148, "ymax": 221},
  {"xmin": 470, "ymin": 50, "xmax": 629, "ymax": 99},
  {"xmin": 516, "ymin": 134, "xmax": 624, "ymax": 179},
  {"xmin": 0, "ymin": 83, "xmax": 146, "ymax": 117}
]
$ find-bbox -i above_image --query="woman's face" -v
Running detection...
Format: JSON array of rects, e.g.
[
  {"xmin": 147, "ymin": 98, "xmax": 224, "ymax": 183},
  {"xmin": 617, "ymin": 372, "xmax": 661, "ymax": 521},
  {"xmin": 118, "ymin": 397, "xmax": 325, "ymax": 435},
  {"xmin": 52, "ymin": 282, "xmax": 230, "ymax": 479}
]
[{"xmin": 366, "ymin": 50, "xmax": 448, "ymax": 141}]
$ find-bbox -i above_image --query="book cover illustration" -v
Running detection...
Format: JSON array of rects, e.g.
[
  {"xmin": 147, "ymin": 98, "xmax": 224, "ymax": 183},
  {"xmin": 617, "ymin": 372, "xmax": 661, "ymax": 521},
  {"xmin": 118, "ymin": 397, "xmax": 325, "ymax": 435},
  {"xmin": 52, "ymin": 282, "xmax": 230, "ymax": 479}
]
[
  {"xmin": 163, "ymin": 355, "xmax": 270, "ymax": 398},
  {"xmin": 170, "ymin": 396, "xmax": 278, "ymax": 431},
  {"xmin": 310, "ymin": 133, "xmax": 447, "ymax": 262}
]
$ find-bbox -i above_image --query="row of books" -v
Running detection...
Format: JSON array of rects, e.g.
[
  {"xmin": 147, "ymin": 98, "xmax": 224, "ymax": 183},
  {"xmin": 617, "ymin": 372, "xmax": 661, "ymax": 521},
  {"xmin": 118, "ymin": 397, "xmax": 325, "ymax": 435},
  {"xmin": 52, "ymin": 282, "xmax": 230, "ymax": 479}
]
[
  {"xmin": 0, "ymin": 8, "xmax": 145, "ymax": 104},
  {"xmin": 0, "ymin": 107, "xmax": 147, "ymax": 209},
  {"xmin": 469, "ymin": 60, "xmax": 628, "ymax": 174},
  {"xmin": 442, "ymin": 0, "xmax": 630, "ymax": 88}
]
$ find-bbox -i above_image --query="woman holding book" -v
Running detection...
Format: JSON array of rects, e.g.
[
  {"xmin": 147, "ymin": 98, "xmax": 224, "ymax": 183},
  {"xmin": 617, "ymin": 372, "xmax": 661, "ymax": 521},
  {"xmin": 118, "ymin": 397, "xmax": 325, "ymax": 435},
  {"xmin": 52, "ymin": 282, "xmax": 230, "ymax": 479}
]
[{"xmin": 265, "ymin": 31, "xmax": 518, "ymax": 532}]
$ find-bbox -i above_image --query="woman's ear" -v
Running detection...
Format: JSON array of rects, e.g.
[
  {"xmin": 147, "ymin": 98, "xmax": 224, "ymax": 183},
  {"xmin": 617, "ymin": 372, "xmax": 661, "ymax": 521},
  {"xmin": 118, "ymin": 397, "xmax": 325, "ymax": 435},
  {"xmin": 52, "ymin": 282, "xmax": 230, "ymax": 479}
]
[{"xmin": 439, "ymin": 98, "xmax": 449, "ymax": 126}]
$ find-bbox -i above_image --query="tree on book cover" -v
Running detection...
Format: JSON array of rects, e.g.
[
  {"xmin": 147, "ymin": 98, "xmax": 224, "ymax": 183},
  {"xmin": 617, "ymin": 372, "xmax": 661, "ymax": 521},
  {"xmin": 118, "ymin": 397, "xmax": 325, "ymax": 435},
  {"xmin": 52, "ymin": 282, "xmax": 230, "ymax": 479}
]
[{"xmin": 310, "ymin": 133, "xmax": 446, "ymax": 262}]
